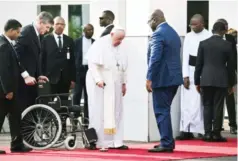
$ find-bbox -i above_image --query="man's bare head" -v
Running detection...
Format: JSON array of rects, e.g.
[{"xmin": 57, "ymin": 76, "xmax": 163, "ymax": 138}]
[
  {"xmin": 83, "ymin": 24, "xmax": 94, "ymax": 39},
  {"xmin": 190, "ymin": 14, "xmax": 204, "ymax": 33},
  {"xmin": 53, "ymin": 16, "xmax": 65, "ymax": 35},
  {"xmin": 216, "ymin": 18, "xmax": 228, "ymax": 31},
  {"xmin": 110, "ymin": 27, "xmax": 125, "ymax": 47},
  {"xmin": 148, "ymin": 9, "xmax": 166, "ymax": 31},
  {"xmin": 35, "ymin": 11, "xmax": 54, "ymax": 35}
]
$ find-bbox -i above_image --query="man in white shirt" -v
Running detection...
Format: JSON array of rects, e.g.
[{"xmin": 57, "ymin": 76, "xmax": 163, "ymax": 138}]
[
  {"xmin": 99, "ymin": 10, "xmax": 115, "ymax": 37},
  {"xmin": 41, "ymin": 16, "xmax": 75, "ymax": 99},
  {"xmin": 86, "ymin": 27, "xmax": 128, "ymax": 151},
  {"xmin": 74, "ymin": 24, "xmax": 94, "ymax": 124},
  {"xmin": 177, "ymin": 14, "xmax": 212, "ymax": 140}
]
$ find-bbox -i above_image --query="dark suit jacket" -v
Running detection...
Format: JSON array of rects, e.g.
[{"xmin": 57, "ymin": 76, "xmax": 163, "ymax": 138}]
[
  {"xmin": 41, "ymin": 33, "xmax": 76, "ymax": 84},
  {"xmin": 225, "ymin": 34, "xmax": 237, "ymax": 72},
  {"xmin": 100, "ymin": 25, "xmax": 114, "ymax": 37},
  {"xmin": 146, "ymin": 23, "xmax": 183, "ymax": 88},
  {"xmin": 194, "ymin": 35, "xmax": 235, "ymax": 88},
  {"xmin": 74, "ymin": 37, "xmax": 95, "ymax": 78},
  {"xmin": 15, "ymin": 24, "xmax": 41, "ymax": 77},
  {"xmin": 0, "ymin": 35, "xmax": 25, "ymax": 98}
]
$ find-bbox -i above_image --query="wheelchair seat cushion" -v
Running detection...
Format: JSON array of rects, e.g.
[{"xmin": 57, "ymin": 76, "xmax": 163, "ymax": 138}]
[{"xmin": 68, "ymin": 105, "xmax": 82, "ymax": 113}]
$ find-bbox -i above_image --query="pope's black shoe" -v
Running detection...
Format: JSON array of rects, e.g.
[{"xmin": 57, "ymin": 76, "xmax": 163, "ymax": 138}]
[
  {"xmin": 0, "ymin": 150, "xmax": 6, "ymax": 154},
  {"xmin": 109, "ymin": 145, "xmax": 129, "ymax": 150},
  {"xmin": 148, "ymin": 146, "xmax": 173, "ymax": 153}
]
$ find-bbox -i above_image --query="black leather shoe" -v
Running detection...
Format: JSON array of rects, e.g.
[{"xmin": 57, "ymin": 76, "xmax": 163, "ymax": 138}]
[
  {"xmin": 0, "ymin": 150, "xmax": 6, "ymax": 154},
  {"xmin": 213, "ymin": 134, "xmax": 227, "ymax": 142},
  {"xmin": 109, "ymin": 145, "xmax": 129, "ymax": 150},
  {"xmin": 85, "ymin": 143, "xmax": 97, "ymax": 150},
  {"xmin": 148, "ymin": 146, "xmax": 173, "ymax": 153},
  {"xmin": 230, "ymin": 127, "xmax": 237, "ymax": 134},
  {"xmin": 176, "ymin": 132, "xmax": 194, "ymax": 140},
  {"xmin": 202, "ymin": 133, "xmax": 213, "ymax": 142},
  {"xmin": 11, "ymin": 145, "xmax": 32, "ymax": 153},
  {"xmin": 154, "ymin": 144, "xmax": 175, "ymax": 149}
]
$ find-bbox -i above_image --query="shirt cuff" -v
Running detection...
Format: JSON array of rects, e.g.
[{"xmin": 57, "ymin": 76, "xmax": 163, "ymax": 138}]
[{"xmin": 21, "ymin": 71, "xmax": 29, "ymax": 79}]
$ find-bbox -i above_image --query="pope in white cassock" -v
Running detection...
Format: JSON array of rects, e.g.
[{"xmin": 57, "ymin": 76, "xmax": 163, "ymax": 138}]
[
  {"xmin": 85, "ymin": 27, "xmax": 129, "ymax": 151},
  {"xmin": 177, "ymin": 14, "xmax": 212, "ymax": 140}
]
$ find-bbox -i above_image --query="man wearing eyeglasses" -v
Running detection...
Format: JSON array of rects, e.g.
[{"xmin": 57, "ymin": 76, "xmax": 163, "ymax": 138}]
[
  {"xmin": 99, "ymin": 10, "xmax": 115, "ymax": 37},
  {"xmin": 177, "ymin": 14, "xmax": 212, "ymax": 140}
]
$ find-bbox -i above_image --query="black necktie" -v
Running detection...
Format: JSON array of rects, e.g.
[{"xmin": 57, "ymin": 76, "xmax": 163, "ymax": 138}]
[{"xmin": 58, "ymin": 36, "xmax": 62, "ymax": 49}]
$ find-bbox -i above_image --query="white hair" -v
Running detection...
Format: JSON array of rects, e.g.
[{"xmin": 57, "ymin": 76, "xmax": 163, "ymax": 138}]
[{"xmin": 111, "ymin": 26, "xmax": 125, "ymax": 34}]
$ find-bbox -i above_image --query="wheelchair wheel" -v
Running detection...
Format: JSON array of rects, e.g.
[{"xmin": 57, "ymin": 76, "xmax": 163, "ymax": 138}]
[{"xmin": 21, "ymin": 104, "xmax": 62, "ymax": 150}]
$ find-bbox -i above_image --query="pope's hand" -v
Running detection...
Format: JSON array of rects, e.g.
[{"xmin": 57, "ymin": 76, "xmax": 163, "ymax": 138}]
[
  {"xmin": 122, "ymin": 84, "xmax": 126, "ymax": 96},
  {"xmin": 6, "ymin": 92, "xmax": 13, "ymax": 100},
  {"xmin": 96, "ymin": 81, "xmax": 105, "ymax": 88},
  {"xmin": 24, "ymin": 76, "xmax": 37, "ymax": 85},
  {"xmin": 38, "ymin": 75, "xmax": 49, "ymax": 83},
  {"xmin": 146, "ymin": 80, "xmax": 152, "ymax": 92}
]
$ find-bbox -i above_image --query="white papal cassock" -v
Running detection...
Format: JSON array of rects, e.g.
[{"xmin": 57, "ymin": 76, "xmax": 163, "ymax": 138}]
[
  {"xmin": 86, "ymin": 35, "xmax": 127, "ymax": 148},
  {"xmin": 180, "ymin": 29, "xmax": 212, "ymax": 134}
]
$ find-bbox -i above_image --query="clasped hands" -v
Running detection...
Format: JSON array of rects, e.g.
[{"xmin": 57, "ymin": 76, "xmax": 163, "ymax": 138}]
[
  {"xmin": 96, "ymin": 81, "xmax": 127, "ymax": 96},
  {"xmin": 24, "ymin": 75, "xmax": 49, "ymax": 86},
  {"xmin": 6, "ymin": 75, "xmax": 49, "ymax": 100}
]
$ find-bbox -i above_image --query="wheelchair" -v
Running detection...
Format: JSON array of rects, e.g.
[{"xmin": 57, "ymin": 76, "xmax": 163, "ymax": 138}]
[{"xmin": 20, "ymin": 92, "xmax": 91, "ymax": 150}]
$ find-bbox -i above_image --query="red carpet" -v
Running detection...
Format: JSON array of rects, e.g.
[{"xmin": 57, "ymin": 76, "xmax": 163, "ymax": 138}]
[{"xmin": 0, "ymin": 138, "xmax": 237, "ymax": 161}]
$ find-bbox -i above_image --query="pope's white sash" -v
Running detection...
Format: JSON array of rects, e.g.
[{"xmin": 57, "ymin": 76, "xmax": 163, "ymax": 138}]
[{"xmin": 103, "ymin": 70, "xmax": 116, "ymax": 135}]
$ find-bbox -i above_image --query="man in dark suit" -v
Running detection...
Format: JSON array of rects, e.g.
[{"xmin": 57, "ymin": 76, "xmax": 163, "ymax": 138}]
[
  {"xmin": 194, "ymin": 22, "xmax": 235, "ymax": 142},
  {"xmin": 99, "ymin": 10, "xmax": 115, "ymax": 37},
  {"xmin": 74, "ymin": 24, "xmax": 94, "ymax": 121},
  {"xmin": 0, "ymin": 19, "xmax": 34, "ymax": 154},
  {"xmin": 216, "ymin": 18, "xmax": 237, "ymax": 134},
  {"xmin": 41, "ymin": 16, "xmax": 75, "ymax": 98},
  {"xmin": 146, "ymin": 9, "xmax": 183, "ymax": 153},
  {"xmin": 15, "ymin": 11, "xmax": 53, "ymax": 112}
]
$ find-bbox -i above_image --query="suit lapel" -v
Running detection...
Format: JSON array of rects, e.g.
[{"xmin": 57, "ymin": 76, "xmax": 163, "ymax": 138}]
[
  {"xmin": 1, "ymin": 35, "xmax": 19, "ymax": 61},
  {"xmin": 30, "ymin": 25, "xmax": 41, "ymax": 50},
  {"xmin": 50, "ymin": 34, "xmax": 58, "ymax": 48}
]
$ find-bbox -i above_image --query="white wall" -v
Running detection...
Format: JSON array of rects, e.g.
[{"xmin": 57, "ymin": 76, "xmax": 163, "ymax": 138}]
[
  {"xmin": 0, "ymin": 1, "xmax": 37, "ymax": 32},
  {"xmin": 209, "ymin": 0, "xmax": 238, "ymax": 31},
  {"xmin": 149, "ymin": 0, "xmax": 187, "ymax": 36},
  {"xmin": 89, "ymin": 0, "xmax": 125, "ymax": 38}
]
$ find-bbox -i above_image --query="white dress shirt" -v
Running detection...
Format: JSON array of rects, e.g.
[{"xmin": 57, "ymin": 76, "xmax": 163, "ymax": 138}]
[
  {"xmin": 82, "ymin": 36, "xmax": 92, "ymax": 65},
  {"xmin": 33, "ymin": 23, "xmax": 39, "ymax": 37},
  {"xmin": 53, "ymin": 32, "xmax": 63, "ymax": 47}
]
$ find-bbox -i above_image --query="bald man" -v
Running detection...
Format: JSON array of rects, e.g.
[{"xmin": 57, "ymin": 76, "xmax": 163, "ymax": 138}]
[
  {"xmin": 74, "ymin": 24, "xmax": 95, "ymax": 124},
  {"xmin": 178, "ymin": 14, "xmax": 212, "ymax": 140},
  {"xmin": 146, "ymin": 9, "xmax": 183, "ymax": 153},
  {"xmin": 86, "ymin": 27, "xmax": 128, "ymax": 151},
  {"xmin": 41, "ymin": 16, "xmax": 76, "ymax": 98}
]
